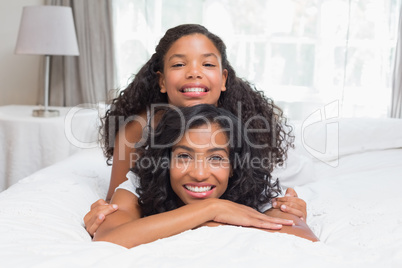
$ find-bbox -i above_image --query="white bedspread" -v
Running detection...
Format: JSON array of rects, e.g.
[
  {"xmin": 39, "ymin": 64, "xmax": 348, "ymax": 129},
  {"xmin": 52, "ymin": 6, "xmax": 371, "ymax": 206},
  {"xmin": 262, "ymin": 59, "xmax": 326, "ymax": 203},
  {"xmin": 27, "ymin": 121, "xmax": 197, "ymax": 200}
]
[{"xmin": 1, "ymin": 118, "xmax": 402, "ymax": 268}]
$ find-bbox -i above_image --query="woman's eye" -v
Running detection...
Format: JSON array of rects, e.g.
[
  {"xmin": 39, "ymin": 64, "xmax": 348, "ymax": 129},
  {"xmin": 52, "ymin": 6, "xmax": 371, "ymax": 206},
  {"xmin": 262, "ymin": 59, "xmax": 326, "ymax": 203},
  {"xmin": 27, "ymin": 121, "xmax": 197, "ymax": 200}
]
[
  {"xmin": 176, "ymin": 153, "xmax": 191, "ymax": 160},
  {"xmin": 208, "ymin": 155, "xmax": 230, "ymax": 168},
  {"xmin": 209, "ymin": 155, "xmax": 223, "ymax": 161}
]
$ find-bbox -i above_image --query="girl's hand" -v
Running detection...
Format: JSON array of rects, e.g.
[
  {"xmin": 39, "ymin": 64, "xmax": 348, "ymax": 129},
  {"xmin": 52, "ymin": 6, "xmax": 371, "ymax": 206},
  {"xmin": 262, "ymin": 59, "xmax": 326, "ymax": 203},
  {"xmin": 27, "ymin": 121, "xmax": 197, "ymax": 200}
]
[
  {"xmin": 84, "ymin": 199, "xmax": 119, "ymax": 236},
  {"xmin": 211, "ymin": 199, "xmax": 294, "ymax": 230},
  {"xmin": 271, "ymin": 188, "xmax": 307, "ymax": 221}
]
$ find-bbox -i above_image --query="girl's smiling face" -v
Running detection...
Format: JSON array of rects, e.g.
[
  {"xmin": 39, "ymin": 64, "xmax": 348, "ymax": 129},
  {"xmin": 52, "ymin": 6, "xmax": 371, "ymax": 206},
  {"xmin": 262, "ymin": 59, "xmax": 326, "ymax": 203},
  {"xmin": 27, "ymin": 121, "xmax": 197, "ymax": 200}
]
[
  {"xmin": 170, "ymin": 123, "xmax": 231, "ymax": 205},
  {"xmin": 158, "ymin": 34, "xmax": 228, "ymax": 107}
]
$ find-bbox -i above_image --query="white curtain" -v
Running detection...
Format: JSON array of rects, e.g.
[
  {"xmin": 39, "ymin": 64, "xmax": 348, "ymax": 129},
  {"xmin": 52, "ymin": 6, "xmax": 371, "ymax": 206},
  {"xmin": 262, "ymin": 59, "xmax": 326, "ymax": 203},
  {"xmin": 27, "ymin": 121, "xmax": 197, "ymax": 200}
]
[
  {"xmin": 45, "ymin": 0, "xmax": 116, "ymax": 106},
  {"xmin": 112, "ymin": 0, "xmax": 401, "ymax": 120},
  {"xmin": 391, "ymin": 4, "xmax": 402, "ymax": 118}
]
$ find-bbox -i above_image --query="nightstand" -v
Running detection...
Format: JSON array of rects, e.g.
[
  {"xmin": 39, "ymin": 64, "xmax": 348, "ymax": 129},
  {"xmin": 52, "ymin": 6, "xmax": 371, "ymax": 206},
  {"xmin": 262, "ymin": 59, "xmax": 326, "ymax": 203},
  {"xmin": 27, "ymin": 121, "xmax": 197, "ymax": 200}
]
[{"xmin": 0, "ymin": 105, "xmax": 100, "ymax": 191}]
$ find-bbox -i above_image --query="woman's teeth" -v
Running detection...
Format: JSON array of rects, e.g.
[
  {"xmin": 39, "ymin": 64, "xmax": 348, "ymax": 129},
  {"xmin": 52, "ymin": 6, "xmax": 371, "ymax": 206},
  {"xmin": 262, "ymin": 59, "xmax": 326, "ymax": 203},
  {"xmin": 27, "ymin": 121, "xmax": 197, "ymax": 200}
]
[
  {"xmin": 185, "ymin": 185, "xmax": 213, "ymax": 193},
  {"xmin": 182, "ymin": 88, "xmax": 206, "ymax": 92}
]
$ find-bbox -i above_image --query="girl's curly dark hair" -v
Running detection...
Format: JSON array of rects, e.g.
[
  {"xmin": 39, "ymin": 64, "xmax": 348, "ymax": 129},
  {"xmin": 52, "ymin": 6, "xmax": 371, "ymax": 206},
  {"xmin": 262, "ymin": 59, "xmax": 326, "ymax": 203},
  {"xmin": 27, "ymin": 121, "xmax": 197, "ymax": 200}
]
[
  {"xmin": 132, "ymin": 104, "xmax": 281, "ymax": 216},
  {"xmin": 102, "ymin": 24, "xmax": 293, "ymax": 168}
]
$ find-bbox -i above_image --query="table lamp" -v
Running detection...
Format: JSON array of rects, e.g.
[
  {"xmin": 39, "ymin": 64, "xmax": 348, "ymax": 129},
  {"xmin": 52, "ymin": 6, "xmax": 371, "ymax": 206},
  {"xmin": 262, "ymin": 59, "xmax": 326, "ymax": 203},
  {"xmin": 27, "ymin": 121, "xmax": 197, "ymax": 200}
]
[{"xmin": 15, "ymin": 6, "xmax": 79, "ymax": 117}]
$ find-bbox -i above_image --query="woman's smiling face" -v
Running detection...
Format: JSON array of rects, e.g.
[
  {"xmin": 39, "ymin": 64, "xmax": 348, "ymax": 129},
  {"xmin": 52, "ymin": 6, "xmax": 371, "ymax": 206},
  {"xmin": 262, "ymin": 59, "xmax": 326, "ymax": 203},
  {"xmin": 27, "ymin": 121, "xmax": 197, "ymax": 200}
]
[
  {"xmin": 169, "ymin": 123, "xmax": 231, "ymax": 205},
  {"xmin": 158, "ymin": 34, "xmax": 228, "ymax": 107}
]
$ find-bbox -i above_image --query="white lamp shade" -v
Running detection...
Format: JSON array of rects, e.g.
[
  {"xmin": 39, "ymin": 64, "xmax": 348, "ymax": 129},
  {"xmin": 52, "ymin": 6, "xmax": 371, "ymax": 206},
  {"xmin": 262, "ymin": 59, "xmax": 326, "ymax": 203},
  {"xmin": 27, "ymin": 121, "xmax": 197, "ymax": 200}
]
[{"xmin": 15, "ymin": 6, "xmax": 79, "ymax": 56}]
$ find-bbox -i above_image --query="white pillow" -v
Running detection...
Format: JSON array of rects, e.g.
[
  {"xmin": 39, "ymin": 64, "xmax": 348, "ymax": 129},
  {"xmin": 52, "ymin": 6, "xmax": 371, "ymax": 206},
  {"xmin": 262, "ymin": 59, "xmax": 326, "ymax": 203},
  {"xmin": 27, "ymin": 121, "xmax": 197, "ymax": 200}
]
[
  {"xmin": 293, "ymin": 117, "xmax": 402, "ymax": 163},
  {"xmin": 272, "ymin": 147, "xmax": 317, "ymax": 187}
]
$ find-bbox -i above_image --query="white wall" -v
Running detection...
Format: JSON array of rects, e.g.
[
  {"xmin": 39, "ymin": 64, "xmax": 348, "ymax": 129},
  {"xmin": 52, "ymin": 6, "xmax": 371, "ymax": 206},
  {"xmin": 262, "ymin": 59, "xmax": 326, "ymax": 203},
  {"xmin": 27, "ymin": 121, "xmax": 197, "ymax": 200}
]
[{"xmin": 0, "ymin": 0, "xmax": 44, "ymax": 106}]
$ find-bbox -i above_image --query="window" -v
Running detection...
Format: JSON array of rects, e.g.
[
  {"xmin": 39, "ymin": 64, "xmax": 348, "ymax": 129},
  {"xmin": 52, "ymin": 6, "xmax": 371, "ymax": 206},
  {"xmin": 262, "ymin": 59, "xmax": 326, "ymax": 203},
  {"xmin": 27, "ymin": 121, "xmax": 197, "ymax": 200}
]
[{"xmin": 112, "ymin": 0, "xmax": 401, "ymax": 120}]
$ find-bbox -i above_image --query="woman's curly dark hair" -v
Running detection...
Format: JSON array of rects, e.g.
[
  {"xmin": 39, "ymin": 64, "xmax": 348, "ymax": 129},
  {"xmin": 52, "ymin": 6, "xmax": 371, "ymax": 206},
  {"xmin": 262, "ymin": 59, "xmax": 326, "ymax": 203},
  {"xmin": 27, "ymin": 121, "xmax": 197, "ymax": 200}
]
[
  {"xmin": 102, "ymin": 24, "xmax": 293, "ymax": 168},
  {"xmin": 132, "ymin": 104, "xmax": 281, "ymax": 216}
]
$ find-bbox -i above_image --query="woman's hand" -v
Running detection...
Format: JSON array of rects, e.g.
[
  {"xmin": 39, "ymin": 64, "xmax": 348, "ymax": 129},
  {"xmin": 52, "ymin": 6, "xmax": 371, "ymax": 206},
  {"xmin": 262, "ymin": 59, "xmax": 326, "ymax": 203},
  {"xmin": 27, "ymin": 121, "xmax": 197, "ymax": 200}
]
[
  {"xmin": 211, "ymin": 199, "xmax": 294, "ymax": 230},
  {"xmin": 271, "ymin": 188, "xmax": 307, "ymax": 221},
  {"xmin": 84, "ymin": 199, "xmax": 119, "ymax": 236}
]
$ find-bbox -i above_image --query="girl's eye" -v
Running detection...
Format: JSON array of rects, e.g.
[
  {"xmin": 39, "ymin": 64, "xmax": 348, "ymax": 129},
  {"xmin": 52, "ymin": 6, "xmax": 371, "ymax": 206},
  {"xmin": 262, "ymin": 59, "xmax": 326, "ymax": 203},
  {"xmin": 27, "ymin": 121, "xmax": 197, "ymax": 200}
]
[
  {"xmin": 204, "ymin": 63, "xmax": 216, "ymax": 67},
  {"xmin": 172, "ymin": 63, "xmax": 185, "ymax": 68}
]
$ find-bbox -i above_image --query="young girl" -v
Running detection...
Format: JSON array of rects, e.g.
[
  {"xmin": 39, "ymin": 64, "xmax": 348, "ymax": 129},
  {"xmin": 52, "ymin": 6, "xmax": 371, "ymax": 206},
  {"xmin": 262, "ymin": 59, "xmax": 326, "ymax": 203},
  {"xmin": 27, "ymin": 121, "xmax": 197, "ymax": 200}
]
[
  {"xmin": 93, "ymin": 104, "xmax": 318, "ymax": 248},
  {"xmin": 84, "ymin": 24, "xmax": 307, "ymax": 235}
]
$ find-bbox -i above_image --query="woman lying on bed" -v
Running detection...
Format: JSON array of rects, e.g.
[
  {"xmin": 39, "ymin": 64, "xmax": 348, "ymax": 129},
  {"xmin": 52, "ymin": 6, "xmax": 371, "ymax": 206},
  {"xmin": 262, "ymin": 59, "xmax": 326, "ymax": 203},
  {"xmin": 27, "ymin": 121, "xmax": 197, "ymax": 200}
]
[
  {"xmin": 84, "ymin": 24, "xmax": 308, "ymax": 236},
  {"xmin": 93, "ymin": 104, "xmax": 318, "ymax": 248}
]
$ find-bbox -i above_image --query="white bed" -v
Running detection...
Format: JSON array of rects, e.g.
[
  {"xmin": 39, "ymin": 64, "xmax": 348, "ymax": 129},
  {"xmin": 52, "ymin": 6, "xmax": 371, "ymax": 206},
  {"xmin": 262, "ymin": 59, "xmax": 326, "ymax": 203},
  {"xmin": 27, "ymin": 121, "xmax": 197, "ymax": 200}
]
[{"xmin": 0, "ymin": 117, "xmax": 401, "ymax": 268}]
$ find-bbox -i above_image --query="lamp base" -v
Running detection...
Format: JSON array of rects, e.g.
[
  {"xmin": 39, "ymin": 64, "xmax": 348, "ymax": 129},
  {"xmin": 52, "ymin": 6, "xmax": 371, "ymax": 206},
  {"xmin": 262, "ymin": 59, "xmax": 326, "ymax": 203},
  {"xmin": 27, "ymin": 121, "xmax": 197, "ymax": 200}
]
[{"xmin": 32, "ymin": 109, "xmax": 60, "ymax": 117}]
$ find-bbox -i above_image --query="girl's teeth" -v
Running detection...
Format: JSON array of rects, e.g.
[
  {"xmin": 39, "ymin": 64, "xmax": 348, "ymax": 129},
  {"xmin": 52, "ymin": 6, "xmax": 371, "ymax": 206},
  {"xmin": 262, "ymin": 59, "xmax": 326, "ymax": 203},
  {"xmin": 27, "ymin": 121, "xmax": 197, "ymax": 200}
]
[
  {"xmin": 185, "ymin": 185, "xmax": 212, "ymax": 193},
  {"xmin": 183, "ymin": 88, "xmax": 206, "ymax": 92}
]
